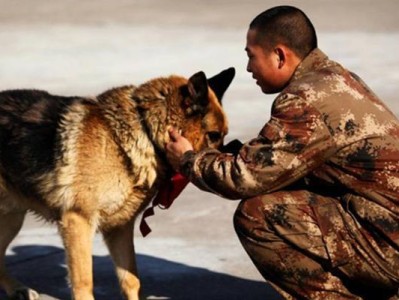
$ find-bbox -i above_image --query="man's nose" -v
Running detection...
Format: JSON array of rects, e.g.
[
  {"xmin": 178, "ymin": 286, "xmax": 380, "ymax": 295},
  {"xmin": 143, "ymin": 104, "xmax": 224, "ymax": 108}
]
[{"xmin": 246, "ymin": 63, "xmax": 252, "ymax": 73}]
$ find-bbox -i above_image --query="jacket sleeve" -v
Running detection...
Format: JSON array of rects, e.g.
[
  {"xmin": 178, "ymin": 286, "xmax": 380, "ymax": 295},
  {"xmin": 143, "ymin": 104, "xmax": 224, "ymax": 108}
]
[{"xmin": 180, "ymin": 94, "xmax": 337, "ymax": 199}]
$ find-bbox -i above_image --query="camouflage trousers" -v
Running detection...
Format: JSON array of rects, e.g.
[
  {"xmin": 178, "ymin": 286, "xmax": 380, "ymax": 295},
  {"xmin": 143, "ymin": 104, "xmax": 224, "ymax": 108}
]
[{"xmin": 233, "ymin": 189, "xmax": 399, "ymax": 300}]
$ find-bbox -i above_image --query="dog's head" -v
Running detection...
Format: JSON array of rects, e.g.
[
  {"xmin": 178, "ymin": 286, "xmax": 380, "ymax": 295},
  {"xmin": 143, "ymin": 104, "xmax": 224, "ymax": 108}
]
[
  {"xmin": 134, "ymin": 67, "xmax": 235, "ymax": 152},
  {"xmin": 178, "ymin": 67, "xmax": 235, "ymax": 151}
]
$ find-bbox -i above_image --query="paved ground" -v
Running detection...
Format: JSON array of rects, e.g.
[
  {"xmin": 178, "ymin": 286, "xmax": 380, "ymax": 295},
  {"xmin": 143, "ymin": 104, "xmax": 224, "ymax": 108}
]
[{"xmin": 0, "ymin": 0, "xmax": 398, "ymax": 299}]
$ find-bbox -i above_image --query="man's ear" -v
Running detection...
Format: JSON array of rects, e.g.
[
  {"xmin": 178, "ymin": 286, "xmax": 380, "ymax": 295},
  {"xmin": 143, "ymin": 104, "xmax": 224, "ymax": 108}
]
[
  {"xmin": 275, "ymin": 46, "xmax": 286, "ymax": 69},
  {"xmin": 207, "ymin": 67, "xmax": 235, "ymax": 103},
  {"xmin": 183, "ymin": 71, "xmax": 209, "ymax": 115}
]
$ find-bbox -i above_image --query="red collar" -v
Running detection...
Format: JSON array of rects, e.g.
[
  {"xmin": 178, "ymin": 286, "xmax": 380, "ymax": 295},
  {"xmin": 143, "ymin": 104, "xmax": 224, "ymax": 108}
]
[{"xmin": 139, "ymin": 173, "xmax": 189, "ymax": 236}]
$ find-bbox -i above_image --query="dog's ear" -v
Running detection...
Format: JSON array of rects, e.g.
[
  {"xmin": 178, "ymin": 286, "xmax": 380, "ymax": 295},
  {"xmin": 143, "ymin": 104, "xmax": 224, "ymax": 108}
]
[
  {"xmin": 183, "ymin": 71, "xmax": 209, "ymax": 115},
  {"xmin": 208, "ymin": 67, "xmax": 235, "ymax": 103}
]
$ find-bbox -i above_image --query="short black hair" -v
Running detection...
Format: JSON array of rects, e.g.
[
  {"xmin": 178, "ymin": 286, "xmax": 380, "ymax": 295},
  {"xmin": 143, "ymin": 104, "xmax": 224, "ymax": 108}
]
[{"xmin": 249, "ymin": 6, "xmax": 317, "ymax": 59}]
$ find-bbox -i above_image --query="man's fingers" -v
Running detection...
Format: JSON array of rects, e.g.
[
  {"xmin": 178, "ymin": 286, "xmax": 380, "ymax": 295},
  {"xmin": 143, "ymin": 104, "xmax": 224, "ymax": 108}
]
[{"xmin": 168, "ymin": 127, "xmax": 181, "ymax": 142}]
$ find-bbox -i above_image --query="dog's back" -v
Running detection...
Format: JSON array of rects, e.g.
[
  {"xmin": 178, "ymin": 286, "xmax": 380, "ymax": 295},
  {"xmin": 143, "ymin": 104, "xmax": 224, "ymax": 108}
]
[{"xmin": 0, "ymin": 90, "xmax": 80, "ymax": 194}]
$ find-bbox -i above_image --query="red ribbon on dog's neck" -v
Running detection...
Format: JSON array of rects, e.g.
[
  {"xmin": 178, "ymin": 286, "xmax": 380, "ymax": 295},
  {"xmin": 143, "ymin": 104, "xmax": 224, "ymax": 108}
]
[{"xmin": 139, "ymin": 173, "xmax": 189, "ymax": 237}]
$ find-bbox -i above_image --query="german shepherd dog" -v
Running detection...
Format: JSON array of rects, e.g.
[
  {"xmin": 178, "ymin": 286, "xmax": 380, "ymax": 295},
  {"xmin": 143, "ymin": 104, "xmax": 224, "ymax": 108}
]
[{"xmin": 0, "ymin": 67, "xmax": 235, "ymax": 300}]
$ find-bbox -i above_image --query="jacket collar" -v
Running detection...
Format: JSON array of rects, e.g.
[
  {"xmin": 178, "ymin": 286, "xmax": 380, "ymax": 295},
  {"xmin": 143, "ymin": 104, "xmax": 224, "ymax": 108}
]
[{"xmin": 290, "ymin": 48, "xmax": 331, "ymax": 82}]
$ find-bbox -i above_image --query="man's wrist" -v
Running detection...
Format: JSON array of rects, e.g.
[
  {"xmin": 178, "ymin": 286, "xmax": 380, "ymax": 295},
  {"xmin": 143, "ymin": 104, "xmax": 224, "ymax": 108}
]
[{"xmin": 179, "ymin": 150, "xmax": 196, "ymax": 177}]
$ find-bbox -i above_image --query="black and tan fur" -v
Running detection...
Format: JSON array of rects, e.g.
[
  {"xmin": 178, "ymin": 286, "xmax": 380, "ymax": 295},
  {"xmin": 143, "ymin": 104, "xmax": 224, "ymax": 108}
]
[{"xmin": 0, "ymin": 67, "xmax": 235, "ymax": 300}]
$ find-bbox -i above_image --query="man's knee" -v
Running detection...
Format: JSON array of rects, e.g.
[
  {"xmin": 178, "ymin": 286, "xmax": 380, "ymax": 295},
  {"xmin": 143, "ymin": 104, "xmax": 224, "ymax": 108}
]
[
  {"xmin": 233, "ymin": 190, "xmax": 309, "ymax": 237},
  {"xmin": 233, "ymin": 196, "xmax": 269, "ymax": 241}
]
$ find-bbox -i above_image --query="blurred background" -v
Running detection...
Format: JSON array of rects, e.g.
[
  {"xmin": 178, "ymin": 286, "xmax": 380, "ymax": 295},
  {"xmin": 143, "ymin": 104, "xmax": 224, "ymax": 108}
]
[{"xmin": 1, "ymin": 1, "xmax": 398, "ymax": 299}]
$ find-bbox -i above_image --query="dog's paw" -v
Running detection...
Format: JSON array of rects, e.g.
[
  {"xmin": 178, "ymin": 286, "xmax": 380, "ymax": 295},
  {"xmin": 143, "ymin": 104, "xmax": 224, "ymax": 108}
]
[{"xmin": 9, "ymin": 288, "xmax": 40, "ymax": 300}]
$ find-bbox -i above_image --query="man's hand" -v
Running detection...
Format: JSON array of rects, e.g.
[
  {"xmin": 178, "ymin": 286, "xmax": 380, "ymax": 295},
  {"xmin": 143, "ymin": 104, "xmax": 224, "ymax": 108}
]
[{"xmin": 166, "ymin": 128, "xmax": 194, "ymax": 171}]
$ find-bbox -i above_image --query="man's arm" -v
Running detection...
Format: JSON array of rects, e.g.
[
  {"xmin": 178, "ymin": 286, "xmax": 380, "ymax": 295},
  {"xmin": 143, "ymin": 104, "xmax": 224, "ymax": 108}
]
[{"xmin": 168, "ymin": 95, "xmax": 337, "ymax": 200}]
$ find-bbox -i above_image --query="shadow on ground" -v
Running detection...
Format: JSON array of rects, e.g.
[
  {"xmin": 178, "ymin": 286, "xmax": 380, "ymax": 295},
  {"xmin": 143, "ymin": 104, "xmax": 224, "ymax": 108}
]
[{"xmin": 1, "ymin": 245, "xmax": 280, "ymax": 300}]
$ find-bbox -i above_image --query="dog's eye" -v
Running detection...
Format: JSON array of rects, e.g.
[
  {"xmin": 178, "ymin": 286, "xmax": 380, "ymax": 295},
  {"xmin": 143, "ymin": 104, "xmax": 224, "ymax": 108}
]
[{"xmin": 207, "ymin": 131, "xmax": 222, "ymax": 143}]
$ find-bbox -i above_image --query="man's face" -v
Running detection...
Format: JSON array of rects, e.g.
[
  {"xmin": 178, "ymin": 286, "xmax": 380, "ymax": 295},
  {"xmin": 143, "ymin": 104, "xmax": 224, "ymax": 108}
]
[{"xmin": 245, "ymin": 29, "xmax": 286, "ymax": 94}]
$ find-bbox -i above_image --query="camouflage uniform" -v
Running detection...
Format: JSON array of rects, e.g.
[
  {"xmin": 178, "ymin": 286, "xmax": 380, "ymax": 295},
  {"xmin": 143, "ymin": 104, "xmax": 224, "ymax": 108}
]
[{"xmin": 180, "ymin": 49, "xmax": 399, "ymax": 299}]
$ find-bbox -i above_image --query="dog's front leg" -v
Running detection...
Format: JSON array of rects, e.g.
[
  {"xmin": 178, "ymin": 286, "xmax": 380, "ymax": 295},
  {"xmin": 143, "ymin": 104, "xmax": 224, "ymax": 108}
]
[
  {"xmin": 59, "ymin": 211, "xmax": 95, "ymax": 300},
  {"xmin": 103, "ymin": 220, "xmax": 140, "ymax": 300}
]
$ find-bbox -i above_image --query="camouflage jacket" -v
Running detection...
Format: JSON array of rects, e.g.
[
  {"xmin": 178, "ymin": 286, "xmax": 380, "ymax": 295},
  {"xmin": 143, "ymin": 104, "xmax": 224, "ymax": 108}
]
[{"xmin": 180, "ymin": 48, "xmax": 399, "ymax": 277}]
